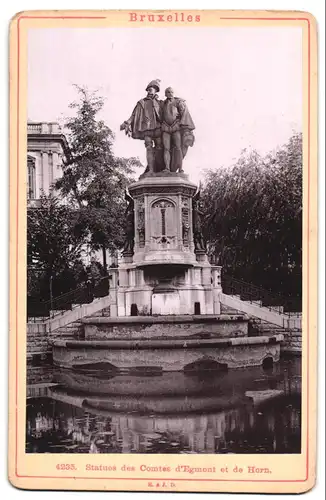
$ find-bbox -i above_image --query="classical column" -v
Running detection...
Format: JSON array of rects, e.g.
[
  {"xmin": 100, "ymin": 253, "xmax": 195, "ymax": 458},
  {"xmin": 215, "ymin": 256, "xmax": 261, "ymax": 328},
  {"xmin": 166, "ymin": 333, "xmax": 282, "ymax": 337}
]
[
  {"xmin": 35, "ymin": 153, "xmax": 43, "ymax": 199},
  {"xmin": 52, "ymin": 151, "xmax": 59, "ymax": 180},
  {"xmin": 42, "ymin": 151, "xmax": 49, "ymax": 194},
  {"xmin": 48, "ymin": 151, "xmax": 54, "ymax": 187}
]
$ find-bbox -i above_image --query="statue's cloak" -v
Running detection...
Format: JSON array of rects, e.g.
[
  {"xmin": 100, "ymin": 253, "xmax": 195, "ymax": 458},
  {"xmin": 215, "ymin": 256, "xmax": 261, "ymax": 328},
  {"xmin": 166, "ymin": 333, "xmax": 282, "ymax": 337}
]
[
  {"xmin": 176, "ymin": 98, "xmax": 195, "ymax": 131},
  {"xmin": 128, "ymin": 96, "xmax": 161, "ymax": 140}
]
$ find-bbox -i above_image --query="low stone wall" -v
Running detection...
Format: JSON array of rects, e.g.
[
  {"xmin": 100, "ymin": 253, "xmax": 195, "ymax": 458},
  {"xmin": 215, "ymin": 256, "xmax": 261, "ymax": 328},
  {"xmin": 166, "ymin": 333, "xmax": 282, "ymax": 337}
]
[
  {"xmin": 281, "ymin": 330, "xmax": 302, "ymax": 354},
  {"xmin": 26, "ymin": 364, "xmax": 54, "ymax": 384},
  {"xmin": 52, "ymin": 335, "xmax": 283, "ymax": 371},
  {"xmin": 27, "ymin": 323, "xmax": 51, "ymax": 360},
  {"xmin": 82, "ymin": 314, "xmax": 248, "ymax": 340}
]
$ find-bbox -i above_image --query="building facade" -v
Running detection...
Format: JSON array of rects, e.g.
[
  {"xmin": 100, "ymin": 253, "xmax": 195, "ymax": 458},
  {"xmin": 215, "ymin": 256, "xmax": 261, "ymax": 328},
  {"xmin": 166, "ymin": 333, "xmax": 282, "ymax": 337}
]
[
  {"xmin": 27, "ymin": 122, "xmax": 69, "ymax": 206},
  {"xmin": 27, "ymin": 121, "xmax": 117, "ymax": 268}
]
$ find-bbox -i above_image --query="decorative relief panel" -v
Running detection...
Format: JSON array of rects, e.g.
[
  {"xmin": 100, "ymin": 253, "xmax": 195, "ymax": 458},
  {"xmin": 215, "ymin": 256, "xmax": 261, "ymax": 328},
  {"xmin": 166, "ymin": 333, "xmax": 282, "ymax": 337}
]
[{"xmin": 151, "ymin": 199, "xmax": 177, "ymax": 249}]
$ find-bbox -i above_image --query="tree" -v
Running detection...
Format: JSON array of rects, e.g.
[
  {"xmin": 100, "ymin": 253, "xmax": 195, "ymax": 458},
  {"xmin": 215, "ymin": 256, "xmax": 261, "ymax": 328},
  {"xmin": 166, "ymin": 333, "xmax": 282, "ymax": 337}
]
[
  {"xmin": 201, "ymin": 132, "xmax": 302, "ymax": 300},
  {"xmin": 27, "ymin": 194, "xmax": 88, "ymax": 300},
  {"xmin": 56, "ymin": 85, "xmax": 142, "ymax": 271}
]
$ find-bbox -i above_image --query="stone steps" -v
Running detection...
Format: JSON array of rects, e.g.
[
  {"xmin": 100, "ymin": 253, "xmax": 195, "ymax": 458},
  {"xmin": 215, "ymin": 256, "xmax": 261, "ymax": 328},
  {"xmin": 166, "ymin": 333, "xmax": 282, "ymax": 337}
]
[
  {"xmin": 46, "ymin": 294, "xmax": 112, "ymax": 333},
  {"xmin": 27, "ymin": 296, "xmax": 112, "ymax": 357},
  {"xmin": 230, "ymin": 295, "xmax": 286, "ymax": 317},
  {"xmin": 219, "ymin": 294, "xmax": 301, "ymax": 354},
  {"xmin": 55, "ymin": 323, "xmax": 81, "ymax": 333},
  {"xmin": 220, "ymin": 293, "xmax": 301, "ymax": 330},
  {"xmin": 89, "ymin": 306, "xmax": 111, "ymax": 318},
  {"xmin": 52, "ymin": 320, "xmax": 84, "ymax": 339},
  {"xmin": 253, "ymin": 323, "xmax": 302, "ymax": 353}
]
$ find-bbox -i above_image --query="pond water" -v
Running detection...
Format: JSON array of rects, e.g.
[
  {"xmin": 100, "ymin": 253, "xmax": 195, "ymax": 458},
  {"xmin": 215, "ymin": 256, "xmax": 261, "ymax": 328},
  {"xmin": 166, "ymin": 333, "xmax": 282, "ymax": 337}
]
[{"xmin": 26, "ymin": 356, "xmax": 301, "ymax": 454}]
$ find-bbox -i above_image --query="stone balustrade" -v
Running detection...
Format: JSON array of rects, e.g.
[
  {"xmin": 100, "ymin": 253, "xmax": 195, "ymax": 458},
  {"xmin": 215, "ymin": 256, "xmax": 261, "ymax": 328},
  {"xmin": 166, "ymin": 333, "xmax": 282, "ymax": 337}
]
[{"xmin": 27, "ymin": 122, "xmax": 62, "ymax": 135}]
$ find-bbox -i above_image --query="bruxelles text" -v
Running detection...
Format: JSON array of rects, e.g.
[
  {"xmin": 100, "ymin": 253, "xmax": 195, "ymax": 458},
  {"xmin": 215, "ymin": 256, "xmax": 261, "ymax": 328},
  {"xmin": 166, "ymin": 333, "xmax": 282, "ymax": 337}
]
[{"xmin": 128, "ymin": 12, "xmax": 201, "ymax": 23}]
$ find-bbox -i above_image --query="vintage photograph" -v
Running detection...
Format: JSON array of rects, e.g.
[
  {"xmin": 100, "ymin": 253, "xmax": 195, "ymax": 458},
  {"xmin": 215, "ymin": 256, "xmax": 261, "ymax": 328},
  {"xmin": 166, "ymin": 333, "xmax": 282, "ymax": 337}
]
[{"xmin": 26, "ymin": 24, "xmax": 303, "ymax": 456}]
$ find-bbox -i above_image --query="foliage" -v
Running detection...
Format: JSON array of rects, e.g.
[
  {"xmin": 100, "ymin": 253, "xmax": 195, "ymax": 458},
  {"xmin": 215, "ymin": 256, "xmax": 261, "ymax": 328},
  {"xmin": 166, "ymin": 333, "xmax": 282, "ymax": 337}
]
[
  {"xmin": 27, "ymin": 194, "xmax": 88, "ymax": 300},
  {"xmin": 201, "ymin": 132, "xmax": 302, "ymax": 297},
  {"xmin": 56, "ymin": 86, "xmax": 142, "ymax": 266}
]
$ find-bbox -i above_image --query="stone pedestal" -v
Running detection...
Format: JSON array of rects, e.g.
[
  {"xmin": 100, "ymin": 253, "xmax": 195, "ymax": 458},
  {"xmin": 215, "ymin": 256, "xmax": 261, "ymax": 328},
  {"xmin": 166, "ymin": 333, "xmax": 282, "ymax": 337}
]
[
  {"xmin": 129, "ymin": 172, "xmax": 197, "ymax": 266},
  {"xmin": 110, "ymin": 172, "xmax": 222, "ymax": 317}
]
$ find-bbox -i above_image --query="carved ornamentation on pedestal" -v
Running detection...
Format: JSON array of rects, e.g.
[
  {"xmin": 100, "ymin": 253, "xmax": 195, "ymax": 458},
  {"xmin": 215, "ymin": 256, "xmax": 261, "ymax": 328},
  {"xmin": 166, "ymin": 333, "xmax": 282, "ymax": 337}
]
[
  {"xmin": 122, "ymin": 191, "xmax": 135, "ymax": 256},
  {"xmin": 192, "ymin": 190, "xmax": 206, "ymax": 252},
  {"xmin": 181, "ymin": 196, "xmax": 190, "ymax": 246},
  {"xmin": 152, "ymin": 200, "xmax": 174, "ymax": 209},
  {"xmin": 137, "ymin": 197, "xmax": 145, "ymax": 248},
  {"xmin": 181, "ymin": 196, "xmax": 188, "ymax": 207}
]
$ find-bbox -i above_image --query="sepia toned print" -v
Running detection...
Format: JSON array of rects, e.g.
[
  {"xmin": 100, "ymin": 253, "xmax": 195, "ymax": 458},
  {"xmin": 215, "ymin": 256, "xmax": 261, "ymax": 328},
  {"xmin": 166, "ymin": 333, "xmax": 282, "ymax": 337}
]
[{"xmin": 9, "ymin": 10, "xmax": 317, "ymax": 493}]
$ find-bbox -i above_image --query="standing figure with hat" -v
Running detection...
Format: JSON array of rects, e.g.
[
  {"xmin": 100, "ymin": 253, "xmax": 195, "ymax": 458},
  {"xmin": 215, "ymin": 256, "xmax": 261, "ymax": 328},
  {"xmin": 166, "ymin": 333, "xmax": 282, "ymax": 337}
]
[{"xmin": 120, "ymin": 79, "xmax": 163, "ymax": 173}]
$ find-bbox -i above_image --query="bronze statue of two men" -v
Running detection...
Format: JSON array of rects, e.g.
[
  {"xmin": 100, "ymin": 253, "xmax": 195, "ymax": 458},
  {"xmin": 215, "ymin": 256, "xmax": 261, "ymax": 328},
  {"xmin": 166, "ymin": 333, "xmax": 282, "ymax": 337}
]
[{"xmin": 120, "ymin": 79, "xmax": 195, "ymax": 174}]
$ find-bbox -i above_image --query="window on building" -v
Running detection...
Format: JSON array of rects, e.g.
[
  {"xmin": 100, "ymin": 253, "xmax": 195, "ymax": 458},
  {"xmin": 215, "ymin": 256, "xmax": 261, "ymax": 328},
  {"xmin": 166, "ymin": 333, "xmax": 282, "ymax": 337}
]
[{"xmin": 27, "ymin": 155, "xmax": 36, "ymax": 199}]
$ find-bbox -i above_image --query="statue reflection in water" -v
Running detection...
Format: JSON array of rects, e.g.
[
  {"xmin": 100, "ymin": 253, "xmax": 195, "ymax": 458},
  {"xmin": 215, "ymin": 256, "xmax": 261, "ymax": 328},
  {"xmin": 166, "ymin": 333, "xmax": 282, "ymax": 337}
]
[{"xmin": 26, "ymin": 359, "xmax": 301, "ymax": 454}]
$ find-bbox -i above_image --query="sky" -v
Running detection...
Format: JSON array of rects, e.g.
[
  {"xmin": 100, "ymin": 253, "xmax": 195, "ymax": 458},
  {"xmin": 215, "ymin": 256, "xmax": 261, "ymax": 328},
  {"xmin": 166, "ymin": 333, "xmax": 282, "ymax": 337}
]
[{"xmin": 27, "ymin": 27, "xmax": 302, "ymax": 183}]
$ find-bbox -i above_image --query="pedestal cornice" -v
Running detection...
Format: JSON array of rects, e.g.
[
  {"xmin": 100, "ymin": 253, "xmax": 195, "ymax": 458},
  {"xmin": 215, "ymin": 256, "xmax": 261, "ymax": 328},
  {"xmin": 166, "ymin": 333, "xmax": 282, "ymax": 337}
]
[{"xmin": 129, "ymin": 172, "xmax": 197, "ymax": 197}]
